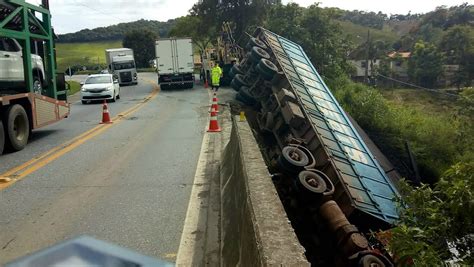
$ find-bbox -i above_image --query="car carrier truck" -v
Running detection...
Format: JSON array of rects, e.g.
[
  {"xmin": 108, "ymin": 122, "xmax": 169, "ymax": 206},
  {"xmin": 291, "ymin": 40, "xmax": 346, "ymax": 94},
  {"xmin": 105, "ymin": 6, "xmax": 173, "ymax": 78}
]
[
  {"xmin": 105, "ymin": 48, "xmax": 138, "ymax": 86},
  {"xmin": 155, "ymin": 38, "xmax": 194, "ymax": 89},
  {"xmin": 0, "ymin": 0, "xmax": 70, "ymax": 155}
]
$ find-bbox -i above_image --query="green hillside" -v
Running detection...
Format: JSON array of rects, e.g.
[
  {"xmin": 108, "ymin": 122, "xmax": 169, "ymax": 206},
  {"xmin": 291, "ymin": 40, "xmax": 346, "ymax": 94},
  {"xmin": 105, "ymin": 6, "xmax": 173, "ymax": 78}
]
[
  {"xmin": 337, "ymin": 20, "xmax": 399, "ymax": 45},
  {"xmin": 56, "ymin": 41, "xmax": 122, "ymax": 72}
]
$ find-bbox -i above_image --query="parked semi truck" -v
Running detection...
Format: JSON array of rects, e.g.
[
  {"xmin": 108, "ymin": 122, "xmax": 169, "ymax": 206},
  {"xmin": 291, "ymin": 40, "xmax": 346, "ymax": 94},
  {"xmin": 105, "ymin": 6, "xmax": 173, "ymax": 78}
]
[
  {"xmin": 230, "ymin": 28, "xmax": 400, "ymax": 266},
  {"xmin": 0, "ymin": 0, "xmax": 70, "ymax": 155},
  {"xmin": 105, "ymin": 48, "xmax": 138, "ymax": 86},
  {"xmin": 155, "ymin": 38, "xmax": 194, "ymax": 89}
]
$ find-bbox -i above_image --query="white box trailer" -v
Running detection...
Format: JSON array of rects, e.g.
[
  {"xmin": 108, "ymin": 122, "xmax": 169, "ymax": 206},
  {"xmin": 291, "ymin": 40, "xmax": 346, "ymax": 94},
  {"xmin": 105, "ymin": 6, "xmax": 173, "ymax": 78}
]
[
  {"xmin": 105, "ymin": 48, "xmax": 138, "ymax": 86},
  {"xmin": 155, "ymin": 38, "xmax": 194, "ymax": 89}
]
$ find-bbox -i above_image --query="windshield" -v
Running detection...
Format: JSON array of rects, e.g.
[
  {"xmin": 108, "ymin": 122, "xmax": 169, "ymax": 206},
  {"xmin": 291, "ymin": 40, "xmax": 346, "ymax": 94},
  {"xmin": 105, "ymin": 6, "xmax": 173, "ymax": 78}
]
[
  {"xmin": 85, "ymin": 76, "xmax": 112, "ymax": 84},
  {"xmin": 113, "ymin": 61, "xmax": 135, "ymax": 70}
]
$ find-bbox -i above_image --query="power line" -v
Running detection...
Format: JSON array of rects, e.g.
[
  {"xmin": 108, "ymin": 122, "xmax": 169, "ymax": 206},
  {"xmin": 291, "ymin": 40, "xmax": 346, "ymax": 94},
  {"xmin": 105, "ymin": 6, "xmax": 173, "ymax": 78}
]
[
  {"xmin": 72, "ymin": 0, "xmax": 122, "ymax": 21},
  {"xmin": 376, "ymin": 73, "xmax": 459, "ymax": 98}
]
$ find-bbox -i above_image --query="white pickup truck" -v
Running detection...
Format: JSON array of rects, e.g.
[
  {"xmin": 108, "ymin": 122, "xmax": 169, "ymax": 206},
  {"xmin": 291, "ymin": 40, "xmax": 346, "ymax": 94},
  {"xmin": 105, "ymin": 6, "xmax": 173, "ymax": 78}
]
[{"xmin": 0, "ymin": 37, "xmax": 45, "ymax": 94}]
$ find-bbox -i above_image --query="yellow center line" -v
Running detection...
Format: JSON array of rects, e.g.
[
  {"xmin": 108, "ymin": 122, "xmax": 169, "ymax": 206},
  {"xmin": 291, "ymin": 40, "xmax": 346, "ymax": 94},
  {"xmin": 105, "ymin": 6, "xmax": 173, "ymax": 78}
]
[{"xmin": 0, "ymin": 80, "xmax": 160, "ymax": 190}]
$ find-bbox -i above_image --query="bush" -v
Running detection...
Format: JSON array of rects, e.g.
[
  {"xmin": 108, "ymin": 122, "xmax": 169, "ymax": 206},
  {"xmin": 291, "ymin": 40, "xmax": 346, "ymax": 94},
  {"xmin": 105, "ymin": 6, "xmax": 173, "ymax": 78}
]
[
  {"xmin": 330, "ymin": 76, "xmax": 470, "ymax": 182},
  {"xmin": 388, "ymin": 162, "xmax": 474, "ymax": 265}
]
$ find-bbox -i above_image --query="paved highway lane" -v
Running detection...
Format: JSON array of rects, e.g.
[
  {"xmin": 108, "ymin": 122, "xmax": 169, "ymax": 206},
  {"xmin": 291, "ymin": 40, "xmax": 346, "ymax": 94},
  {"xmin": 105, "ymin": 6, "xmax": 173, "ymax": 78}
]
[{"xmin": 0, "ymin": 73, "xmax": 211, "ymax": 264}]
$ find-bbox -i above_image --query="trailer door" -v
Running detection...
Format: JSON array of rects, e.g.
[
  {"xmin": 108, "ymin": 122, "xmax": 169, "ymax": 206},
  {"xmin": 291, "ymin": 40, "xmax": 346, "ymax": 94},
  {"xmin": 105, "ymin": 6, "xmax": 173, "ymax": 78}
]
[
  {"xmin": 156, "ymin": 40, "xmax": 174, "ymax": 74},
  {"xmin": 176, "ymin": 38, "xmax": 194, "ymax": 74}
]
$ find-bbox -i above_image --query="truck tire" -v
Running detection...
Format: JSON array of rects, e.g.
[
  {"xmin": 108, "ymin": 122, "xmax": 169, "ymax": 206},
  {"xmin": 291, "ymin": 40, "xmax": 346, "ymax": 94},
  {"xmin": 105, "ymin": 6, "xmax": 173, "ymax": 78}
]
[
  {"xmin": 257, "ymin": 59, "xmax": 278, "ymax": 80},
  {"xmin": 231, "ymin": 74, "xmax": 248, "ymax": 91},
  {"xmin": 4, "ymin": 104, "xmax": 30, "ymax": 152},
  {"xmin": 246, "ymin": 37, "xmax": 268, "ymax": 51},
  {"xmin": 250, "ymin": 46, "xmax": 270, "ymax": 63},
  {"xmin": 277, "ymin": 146, "xmax": 309, "ymax": 173},
  {"xmin": 298, "ymin": 170, "xmax": 327, "ymax": 194},
  {"xmin": 0, "ymin": 120, "xmax": 5, "ymax": 155},
  {"xmin": 229, "ymin": 64, "xmax": 244, "ymax": 79},
  {"xmin": 358, "ymin": 255, "xmax": 386, "ymax": 267}
]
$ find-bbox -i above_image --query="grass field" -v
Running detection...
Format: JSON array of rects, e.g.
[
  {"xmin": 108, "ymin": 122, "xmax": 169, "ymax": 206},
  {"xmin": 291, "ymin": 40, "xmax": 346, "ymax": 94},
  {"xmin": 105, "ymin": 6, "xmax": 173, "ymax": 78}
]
[
  {"xmin": 67, "ymin": 80, "xmax": 81, "ymax": 96},
  {"xmin": 56, "ymin": 41, "xmax": 122, "ymax": 73},
  {"xmin": 379, "ymin": 88, "xmax": 459, "ymax": 115}
]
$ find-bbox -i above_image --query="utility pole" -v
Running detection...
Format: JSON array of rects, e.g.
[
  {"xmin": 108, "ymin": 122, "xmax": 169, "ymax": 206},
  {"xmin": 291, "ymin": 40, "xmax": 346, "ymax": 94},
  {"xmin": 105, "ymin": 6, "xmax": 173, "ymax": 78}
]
[{"xmin": 364, "ymin": 30, "xmax": 370, "ymax": 85}]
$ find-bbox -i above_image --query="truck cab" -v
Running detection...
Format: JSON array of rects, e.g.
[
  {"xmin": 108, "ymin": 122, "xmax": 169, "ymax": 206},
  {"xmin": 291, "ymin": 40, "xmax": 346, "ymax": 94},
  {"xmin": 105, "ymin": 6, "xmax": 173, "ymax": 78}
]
[
  {"xmin": 0, "ymin": 37, "xmax": 45, "ymax": 94},
  {"xmin": 105, "ymin": 48, "xmax": 138, "ymax": 86}
]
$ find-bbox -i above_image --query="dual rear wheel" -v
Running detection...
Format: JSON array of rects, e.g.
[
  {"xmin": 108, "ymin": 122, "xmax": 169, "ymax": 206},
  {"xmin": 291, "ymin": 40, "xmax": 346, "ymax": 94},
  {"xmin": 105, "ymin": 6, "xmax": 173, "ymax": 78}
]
[{"xmin": 0, "ymin": 104, "xmax": 30, "ymax": 155}]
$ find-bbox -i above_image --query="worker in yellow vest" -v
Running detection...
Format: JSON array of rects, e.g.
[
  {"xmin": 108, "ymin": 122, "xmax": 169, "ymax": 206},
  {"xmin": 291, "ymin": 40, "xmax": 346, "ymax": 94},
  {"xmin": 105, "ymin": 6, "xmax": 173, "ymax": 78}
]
[{"xmin": 211, "ymin": 63, "xmax": 223, "ymax": 92}]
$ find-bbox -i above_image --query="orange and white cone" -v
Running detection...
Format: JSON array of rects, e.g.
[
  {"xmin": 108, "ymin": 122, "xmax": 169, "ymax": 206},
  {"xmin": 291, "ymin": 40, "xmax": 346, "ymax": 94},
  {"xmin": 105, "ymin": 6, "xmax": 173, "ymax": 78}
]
[
  {"xmin": 100, "ymin": 100, "xmax": 113, "ymax": 124},
  {"xmin": 207, "ymin": 109, "xmax": 221, "ymax": 132},
  {"xmin": 211, "ymin": 93, "xmax": 219, "ymax": 113}
]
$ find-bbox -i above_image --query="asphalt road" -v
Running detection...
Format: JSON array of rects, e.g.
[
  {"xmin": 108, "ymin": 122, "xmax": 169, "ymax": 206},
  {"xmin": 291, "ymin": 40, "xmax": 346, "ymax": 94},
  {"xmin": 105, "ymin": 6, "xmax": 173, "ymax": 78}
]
[{"xmin": 0, "ymin": 73, "xmax": 211, "ymax": 264}]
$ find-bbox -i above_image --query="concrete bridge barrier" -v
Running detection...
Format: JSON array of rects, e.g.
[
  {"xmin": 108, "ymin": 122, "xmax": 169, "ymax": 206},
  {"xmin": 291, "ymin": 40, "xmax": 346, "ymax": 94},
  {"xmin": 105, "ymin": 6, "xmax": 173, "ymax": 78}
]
[{"xmin": 220, "ymin": 116, "xmax": 309, "ymax": 266}]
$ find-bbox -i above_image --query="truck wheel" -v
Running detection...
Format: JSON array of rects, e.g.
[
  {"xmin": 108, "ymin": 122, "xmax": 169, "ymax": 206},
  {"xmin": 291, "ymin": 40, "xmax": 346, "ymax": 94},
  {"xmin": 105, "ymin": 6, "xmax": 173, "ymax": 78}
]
[
  {"xmin": 358, "ymin": 255, "xmax": 385, "ymax": 267},
  {"xmin": 250, "ymin": 46, "xmax": 270, "ymax": 63},
  {"xmin": 33, "ymin": 76, "xmax": 43, "ymax": 95},
  {"xmin": 231, "ymin": 74, "xmax": 248, "ymax": 91},
  {"xmin": 4, "ymin": 104, "xmax": 30, "ymax": 152},
  {"xmin": 298, "ymin": 170, "xmax": 327, "ymax": 194},
  {"xmin": 239, "ymin": 86, "xmax": 256, "ymax": 104},
  {"xmin": 257, "ymin": 59, "xmax": 278, "ymax": 80},
  {"xmin": 229, "ymin": 64, "xmax": 244, "ymax": 79},
  {"xmin": 0, "ymin": 120, "xmax": 5, "ymax": 155},
  {"xmin": 277, "ymin": 146, "xmax": 309, "ymax": 173},
  {"xmin": 246, "ymin": 37, "xmax": 268, "ymax": 51}
]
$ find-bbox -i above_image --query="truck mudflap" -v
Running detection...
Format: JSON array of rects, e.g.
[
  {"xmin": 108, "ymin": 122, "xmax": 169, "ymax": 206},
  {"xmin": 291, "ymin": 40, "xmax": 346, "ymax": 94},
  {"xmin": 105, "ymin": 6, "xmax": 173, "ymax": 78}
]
[{"xmin": 0, "ymin": 93, "xmax": 70, "ymax": 129}]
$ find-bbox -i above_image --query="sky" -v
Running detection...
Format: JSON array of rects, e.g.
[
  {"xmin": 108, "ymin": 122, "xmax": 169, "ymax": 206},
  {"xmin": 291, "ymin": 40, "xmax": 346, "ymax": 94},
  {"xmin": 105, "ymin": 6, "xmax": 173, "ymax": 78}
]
[{"xmin": 26, "ymin": 0, "xmax": 473, "ymax": 34}]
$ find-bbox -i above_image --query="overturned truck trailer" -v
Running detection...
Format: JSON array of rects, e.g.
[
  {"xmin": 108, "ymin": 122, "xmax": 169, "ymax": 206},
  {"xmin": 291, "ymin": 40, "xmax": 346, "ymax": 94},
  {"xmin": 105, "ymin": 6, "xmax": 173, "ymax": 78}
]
[{"xmin": 230, "ymin": 28, "xmax": 400, "ymax": 266}]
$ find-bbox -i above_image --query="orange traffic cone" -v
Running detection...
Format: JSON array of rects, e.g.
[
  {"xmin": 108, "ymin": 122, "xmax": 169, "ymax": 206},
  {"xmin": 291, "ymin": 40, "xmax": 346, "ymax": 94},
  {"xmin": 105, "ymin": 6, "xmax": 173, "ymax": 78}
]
[
  {"xmin": 211, "ymin": 93, "xmax": 219, "ymax": 113},
  {"xmin": 207, "ymin": 109, "xmax": 221, "ymax": 132},
  {"xmin": 100, "ymin": 100, "xmax": 113, "ymax": 124}
]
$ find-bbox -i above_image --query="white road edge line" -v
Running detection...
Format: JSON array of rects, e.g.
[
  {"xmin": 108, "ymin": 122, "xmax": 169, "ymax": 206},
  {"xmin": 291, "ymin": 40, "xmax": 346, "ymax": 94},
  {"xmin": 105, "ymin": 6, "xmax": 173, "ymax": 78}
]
[{"xmin": 176, "ymin": 90, "xmax": 213, "ymax": 266}]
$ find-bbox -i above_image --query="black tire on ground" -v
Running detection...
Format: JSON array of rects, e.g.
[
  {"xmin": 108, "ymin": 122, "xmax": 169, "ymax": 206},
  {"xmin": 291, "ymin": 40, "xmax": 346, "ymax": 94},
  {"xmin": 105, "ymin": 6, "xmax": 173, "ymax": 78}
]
[
  {"xmin": 0, "ymin": 120, "xmax": 5, "ymax": 155},
  {"xmin": 278, "ymin": 146, "xmax": 309, "ymax": 172},
  {"xmin": 358, "ymin": 255, "xmax": 386, "ymax": 267},
  {"xmin": 250, "ymin": 46, "xmax": 270, "ymax": 63},
  {"xmin": 257, "ymin": 58, "xmax": 278, "ymax": 80},
  {"xmin": 298, "ymin": 171, "xmax": 327, "ymax": 194},
  {"xmin": 246, "ymin": 37, "xmax": 268, "ymax": 50},
  {"xmin": 4, "ymin": 104, "xmax": 29, "ymax": 152}
]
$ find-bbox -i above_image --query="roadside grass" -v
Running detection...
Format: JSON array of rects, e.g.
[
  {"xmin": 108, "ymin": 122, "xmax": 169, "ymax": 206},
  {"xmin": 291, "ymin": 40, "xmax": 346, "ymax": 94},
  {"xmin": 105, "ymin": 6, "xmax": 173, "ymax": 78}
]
[
  {"xmin": 379, "ymin": 88, "xmax": 458, "ymax": 115},
  {"xmin": 67, "ymin": 80, "xmax": 81, "ymax": 96},
  {"xmin": 56, "ymin": 41, "xmax": 122, "ymax": 72}
]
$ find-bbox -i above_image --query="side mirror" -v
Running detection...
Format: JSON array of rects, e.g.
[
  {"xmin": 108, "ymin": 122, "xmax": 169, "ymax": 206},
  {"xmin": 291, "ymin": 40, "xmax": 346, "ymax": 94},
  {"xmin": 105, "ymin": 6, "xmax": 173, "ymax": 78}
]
[{"xmin": 80, "ymin": 82, "xmax": 84, "ymax": 86}]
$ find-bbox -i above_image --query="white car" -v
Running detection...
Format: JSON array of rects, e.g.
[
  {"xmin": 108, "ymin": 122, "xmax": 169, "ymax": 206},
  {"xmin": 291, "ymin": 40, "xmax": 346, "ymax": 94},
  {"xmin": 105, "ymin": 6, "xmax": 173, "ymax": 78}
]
[
  {"xmin": 80, "ymin": 74, "xmax": 120, "ymax": 104},
  {"xmin": 0, "ymin": 37, "xmax": 45, "ymax": 94}
]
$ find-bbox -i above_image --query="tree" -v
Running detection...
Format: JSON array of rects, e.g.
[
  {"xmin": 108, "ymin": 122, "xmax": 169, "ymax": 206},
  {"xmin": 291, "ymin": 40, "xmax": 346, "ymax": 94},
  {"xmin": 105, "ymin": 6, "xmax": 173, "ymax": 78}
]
[
  {"xmin": 122, "ymin": 30, "xmax": 157, "ymax": 68},
  {"xmin": 192, "ymin": 0, "xmax": 281, "ymax": 44},
  {"xmin": 168, "ymin": 15, "xmax": 216, "ymax": 55},
  {"xmin": 440, "ymin": 25, "xmax": 474, "ymax": 89},
  {"xmin": 407, "ymin": 41, "xmax": 443, "ymax": 87},
  {"xmin": 266, "ymin": 3, "xmax": 353, "ymax": 80},
  {"xmin": 387, "ymin": 162, "xmax": 474, "ymax": 265}
]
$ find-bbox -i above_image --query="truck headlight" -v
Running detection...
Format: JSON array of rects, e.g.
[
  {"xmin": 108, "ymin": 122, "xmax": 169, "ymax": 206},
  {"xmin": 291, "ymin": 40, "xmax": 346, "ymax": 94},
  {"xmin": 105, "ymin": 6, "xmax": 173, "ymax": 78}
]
[{"xmin": 81, "ymin": 87, "xmax": 86, "ymax": 92}]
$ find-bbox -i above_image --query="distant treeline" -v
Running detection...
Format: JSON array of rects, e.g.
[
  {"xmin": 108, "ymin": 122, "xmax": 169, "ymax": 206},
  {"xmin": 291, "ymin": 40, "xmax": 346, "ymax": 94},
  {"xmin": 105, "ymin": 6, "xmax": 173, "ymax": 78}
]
[{"xmin": 57, "ymin": 19, "xmax": 176, "ymax": 43}]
